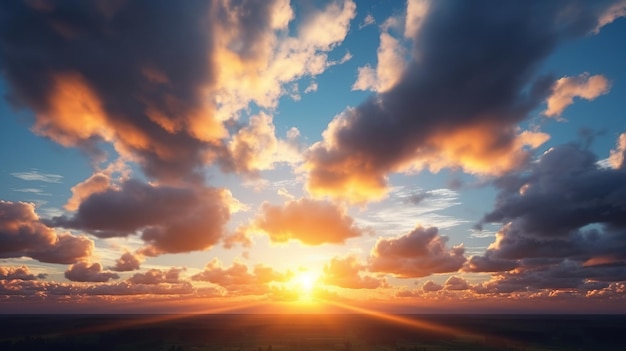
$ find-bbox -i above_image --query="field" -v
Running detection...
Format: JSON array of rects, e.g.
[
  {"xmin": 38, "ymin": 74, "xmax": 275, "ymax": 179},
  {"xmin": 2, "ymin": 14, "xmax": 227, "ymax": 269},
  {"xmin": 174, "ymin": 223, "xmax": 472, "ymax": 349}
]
[{"xmin": 0, "ymin": 314, "xmax": 624, "ymax": 351}]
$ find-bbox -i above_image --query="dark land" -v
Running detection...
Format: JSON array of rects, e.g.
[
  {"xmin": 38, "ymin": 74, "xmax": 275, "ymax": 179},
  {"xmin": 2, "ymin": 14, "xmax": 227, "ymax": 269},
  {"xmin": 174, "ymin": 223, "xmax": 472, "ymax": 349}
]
[{"xmin": 0, "ymin": 314, "xmax": 624, "ymax": 351}]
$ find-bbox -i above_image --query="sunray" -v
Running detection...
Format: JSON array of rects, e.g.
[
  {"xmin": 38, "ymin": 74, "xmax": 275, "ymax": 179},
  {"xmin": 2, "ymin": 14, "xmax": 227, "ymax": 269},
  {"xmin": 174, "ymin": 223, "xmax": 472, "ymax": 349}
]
[{"xmin": 68, "ymin": 300, "xmax": 266, "ymax": 336}]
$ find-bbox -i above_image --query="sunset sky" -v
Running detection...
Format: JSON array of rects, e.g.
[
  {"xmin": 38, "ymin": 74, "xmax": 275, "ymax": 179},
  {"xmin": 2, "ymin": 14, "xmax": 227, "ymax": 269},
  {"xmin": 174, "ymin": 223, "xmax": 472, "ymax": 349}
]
[{"xmin": 1, "ymin": 0, "xmax": 626, "ymax": 314}]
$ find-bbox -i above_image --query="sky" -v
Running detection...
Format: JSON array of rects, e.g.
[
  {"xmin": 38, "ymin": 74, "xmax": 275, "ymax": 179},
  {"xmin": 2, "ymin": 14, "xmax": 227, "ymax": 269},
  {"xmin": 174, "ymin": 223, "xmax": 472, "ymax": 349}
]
[{"xmin": 1, "ymin": 0, "xmax": 626, "ymax": 314}]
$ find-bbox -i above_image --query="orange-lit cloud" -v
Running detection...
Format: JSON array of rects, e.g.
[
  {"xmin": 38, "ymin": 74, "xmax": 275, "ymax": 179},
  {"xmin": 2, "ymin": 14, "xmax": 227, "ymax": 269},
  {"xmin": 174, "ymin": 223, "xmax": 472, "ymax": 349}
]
[
  {"xmin": 192, "ymin": 259, "xmax": 290, "ymax": 296},
  {"xmin": 321, "ymin": 255, "xmax": 388, "ymax": 289},
  {"xmin": 207, "ymin": 0, "xmax": 355, "ymax": 122},
  {"xmin": 0, "ymin": 266, "xmax": 46, "ymax": 281},
  {"xmin": 0, "ymin": 201, "xmax": 93, "ymax": 264},
  {"xmin": 219, "ymin": 112, "xmax": 302, "ymax": 177},
  {"xmin": 305, "ymin": 1, "xmax": 616, "ymax": 204},
  {"xmin": 444, "ymin": 276, "xmax": 470, "ymax": 291},
  {"xmin": 127, "ymin": 268, "xmax": 185, "ymax": 285},
  {"xmin": 422, "ymin": 280, "xmax": 443, "ymax": 292},
  {"xmin": 609, "ymin": 132, "xmax": 626, "ymax": 169},
  {"xmin": 249, "ymin": 198, "xmax": 364, "ymax": 245},
  {"xmin": 543, "ymin": 73, "xmax": 610, "ymax": 118},
  {"xmin": 65, "ymin": 172, "xmax": 111, "ymax": 211},
  {"xmin": 369, "ymin": 226, "xmax": 466, "ymax": 278}
]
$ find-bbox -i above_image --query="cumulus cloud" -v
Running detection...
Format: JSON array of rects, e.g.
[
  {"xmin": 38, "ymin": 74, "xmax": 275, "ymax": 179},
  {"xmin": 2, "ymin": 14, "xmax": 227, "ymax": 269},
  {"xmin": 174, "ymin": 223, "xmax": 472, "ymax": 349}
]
[
  {"xmin": 321, "ymin": 255, "xmax": 388, "ymax": 289},
  {"xmin": 65, "ymin": 261, "xmax": 119, "ymax": 282},
  {"xmin": 127, "ymin": 268, "xmax": 185, "ymax": 285},
  {"xmin": 51, "ymin": 179, "xmax": 232, "ymax": 256},
  {"xmin": 0, "ymin": 1, "xmax": 228, "ymax": 183},
  {"xmin": 543, "ymin": 73, "xmax": 611, "ymax": 118},
  {"xmin": 444, "ymin": 276, "xmax": 470, "ymax": 291},
  {"xmin": 192, "ymin": 259, "xmax": 289, "ymax": 295},
  {"xmin": 422, "ymin": 280, "xmax": 443, "ymax": 292},
  {"xmin": 249, "ymin": 198, "xmax": 364, "ymax": 245},
  {"xmin": 352, "ymin": 31, "xmax": 406, "ymax": 92},
  {"xmin": 468, "ymin": 140, "xmax": 626, "ymax": 291},
  {"xmin": 369, "ymin": 226, "xmax": 466, "ymax": 278},
  {"xmin": 109, "ymin": 251, "xmax": 143, "ymax": 272},
  {"xmin": 0, "ymin": 201, "xmax": 93, "ymax": 264},
  {"xmin": 218, "ymin": 112, "xmax": 302, "ymax": 177},
  {"xmin": 306, "ymin": 0, "xmax": 619, "ymax": 203},
  {"xmin": 0, "ymin": 0, "xmax": 354, "ymax": 184},
  {"xmin": 0, "ymin": 266, "xmax": 46, "ymax": 281}
]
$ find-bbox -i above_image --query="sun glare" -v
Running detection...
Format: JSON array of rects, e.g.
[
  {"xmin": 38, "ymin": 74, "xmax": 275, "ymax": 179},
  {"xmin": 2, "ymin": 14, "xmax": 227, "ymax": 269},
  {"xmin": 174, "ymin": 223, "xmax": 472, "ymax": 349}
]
[{"xmin": 292, "ymin": 272, "xmax": 317, "ymax": 301}]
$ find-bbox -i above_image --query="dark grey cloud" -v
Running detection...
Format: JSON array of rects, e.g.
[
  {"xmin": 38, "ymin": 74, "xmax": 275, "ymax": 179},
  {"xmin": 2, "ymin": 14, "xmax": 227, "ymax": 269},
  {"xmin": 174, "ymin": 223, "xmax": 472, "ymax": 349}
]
[
  {"xmin": 65, "ymin": 261, "xmax": 119, "ymax": 282},
  {"xmin": 0, "ymin": 201, "xmax": 93, "ymax": 264},
  {"xmin": 306, "ymin": 0, "xmax": 619, "ymax": 202},
  {"xmin": 468, "ymin": 142, "xmax": 626, "ymax": 289},
  {"xmin": 109, "ymin": 251, "xmax": 142, "ymax": 272},
  {"xmin": 0, "ymin": 0, "xmax": 289, "ymax": 184},
  {"xmin": 0, "ymin": 0, "xmax": 218, "ymax": 182},
  {"xmin": 50, "ymin": 179, "xmax": 231, "ymax": 255},
  {"xmin": 0, "ymin": 266, "xmax": 47, "ymax": 281},
  {"xmin": 369, "ymin": 226, "xmax": 466, "ymax": 278}
]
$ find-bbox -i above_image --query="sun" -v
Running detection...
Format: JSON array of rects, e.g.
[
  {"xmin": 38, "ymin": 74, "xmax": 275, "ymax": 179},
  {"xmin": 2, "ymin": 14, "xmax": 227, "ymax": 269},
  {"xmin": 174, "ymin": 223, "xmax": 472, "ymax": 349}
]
[{"xmin": 292, "ymin": 271, "xmax": 318, "ymax": 301}]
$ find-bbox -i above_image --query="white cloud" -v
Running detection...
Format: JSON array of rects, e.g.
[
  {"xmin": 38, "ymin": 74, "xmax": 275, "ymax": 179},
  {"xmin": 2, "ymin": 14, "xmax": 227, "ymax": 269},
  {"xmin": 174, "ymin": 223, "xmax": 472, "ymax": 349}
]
[
  {"xmin": 359, "ymin": 14, "xmax": 375, "ymax": 29},
  {"xmin": 11, "ymin": 170, "xmax": 63, "ymax": 183},
  {"xmin": 404, "ymin": 0, "xmax": 430, "ymax": 38}
]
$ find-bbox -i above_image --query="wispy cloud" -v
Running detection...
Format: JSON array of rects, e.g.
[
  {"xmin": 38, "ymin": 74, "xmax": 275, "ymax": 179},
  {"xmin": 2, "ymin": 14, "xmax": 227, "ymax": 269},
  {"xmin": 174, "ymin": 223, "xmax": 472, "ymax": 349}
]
[
  {"xmin": 11, "ymin": 188, "xmax": 52, "ymax": 196},
  {"xmin": 11, "ymin": 170, "xmax": 62, "ymax": 183}
]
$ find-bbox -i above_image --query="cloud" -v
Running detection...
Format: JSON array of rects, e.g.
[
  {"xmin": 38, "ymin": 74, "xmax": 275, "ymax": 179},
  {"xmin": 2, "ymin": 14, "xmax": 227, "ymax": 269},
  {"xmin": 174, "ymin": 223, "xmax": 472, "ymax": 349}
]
[
  {"xmin": 64, "ymin": 172, "xmax": 111, "ymax": 211},
  {"xmin": 359, "ymin": 14, "xmax": 375, "ymax": 29},
  {"xmin": 352, "ymin": 31, "xmax": 406, "ymax": 92},
  {"xmin": 321, "ymin": 255, "xmax": 388, "ymax": 289},
  {"xmin": 404, "ymin": 0, "xmax": 430, "ymax": 38},
  {"xmin": 0, "ymin": 1, "xmax": 354, "ymax": 184},
  {"xmin": 11, "ymin": 170, "xmax": 62, "ymax": 183},
  {"xmin": 86, "ymin": 281, "xmax": 194, "ymax": 296},
  {"xmin": 51, "ymin": 179, "xmax": 232, "ymax": 256},
  {"xmin": 0, "ymin": 266, "xmax": 46, "ymax": 281},
  {"xmin": 305, "ymin": 1, "xmax": 619, "ymax": 203},
  {"xmin": 474, "ymin": 260, "xmax": 626, "ymax": 294},
  {"xmin": 127, "ymin": 268, "xmax": 185, "ymax": 285},
  {"xmin": 0, "ymin": 1, "xmax": 228, "ymax": 183},
  {"xmin": 249, "ymin": 198, "xmax": 364, "ymax": 245},
  {"xmin": 468, "ymin": 141, "xmax": 626, "ymax": 290},
  {"xmin": 444, "ymin": 276, "xmax": 470, "ymax": 291},
  {"xmin": 609, "ymin": 132, "xmax": 626, "ymax": 169},
  {"xmin": 422, "ymin": 280, "xmax": 443, "ymax": 292},
  {"xmin": 0, "ymin": 201, "xmax": 93, "ymax": 264},
  {"xmin": 65, "ymin": 261, "xmax": 119, "ymax": 282},
  {"xmin": 109, "ymin": 251, "xmax": 143, "ymax": 272},
  {"xmin": 595, "ymin": 0, "xmax": 626, "ymax": 32},
  {"xmin": 218, "ymin": 112, "xmax": 302, "ymax": 177},
  {"xmin": 543, "ymin": 73, "xmax": 611, "ymax": 117},
  {"xmin": 369, "ymin": 226, "xmax": 466, "ymax": 278},
  {"xmin": 192, "ymin": 259, "xmax": 289, "ymax": 295}
]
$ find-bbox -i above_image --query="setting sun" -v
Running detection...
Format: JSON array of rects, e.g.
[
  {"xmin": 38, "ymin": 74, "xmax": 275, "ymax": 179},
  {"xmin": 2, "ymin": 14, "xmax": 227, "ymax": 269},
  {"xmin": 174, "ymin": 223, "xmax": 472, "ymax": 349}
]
[{"xmin": 292, "ymin": 272, "xmax": 318, "ymax": 300}]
